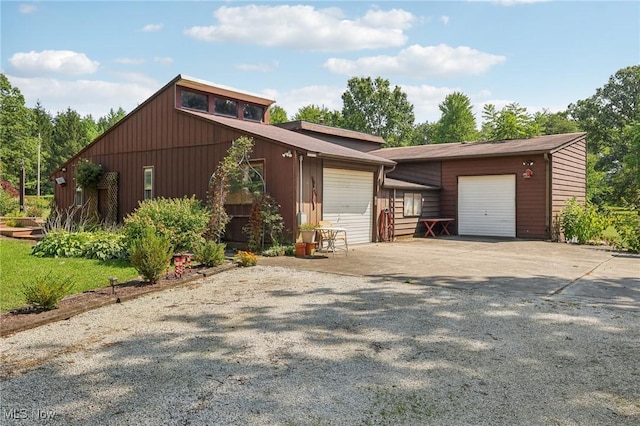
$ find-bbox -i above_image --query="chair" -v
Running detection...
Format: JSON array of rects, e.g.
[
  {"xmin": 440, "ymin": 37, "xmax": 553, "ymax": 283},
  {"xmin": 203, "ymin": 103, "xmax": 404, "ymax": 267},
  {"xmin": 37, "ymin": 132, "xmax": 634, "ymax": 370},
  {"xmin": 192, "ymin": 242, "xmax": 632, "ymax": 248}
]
[{"xmin": 317, "ymin": 221, "xmax": 333, "ymax": 251}]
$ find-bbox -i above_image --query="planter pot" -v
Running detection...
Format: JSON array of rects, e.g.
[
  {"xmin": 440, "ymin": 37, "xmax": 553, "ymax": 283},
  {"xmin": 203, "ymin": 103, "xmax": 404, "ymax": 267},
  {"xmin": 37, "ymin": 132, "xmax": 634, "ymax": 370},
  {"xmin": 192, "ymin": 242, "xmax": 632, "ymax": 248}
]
[
  {"xmin": 300, "ymin": 230, "xmax": 316, "ymax": 243},
  {"xmin": 295, "ymin": 242, "xmax": 306, "ymax": 257},
  {"xmin": 305, "ymin": 242, "xmax": 316, "ymax": 256}
]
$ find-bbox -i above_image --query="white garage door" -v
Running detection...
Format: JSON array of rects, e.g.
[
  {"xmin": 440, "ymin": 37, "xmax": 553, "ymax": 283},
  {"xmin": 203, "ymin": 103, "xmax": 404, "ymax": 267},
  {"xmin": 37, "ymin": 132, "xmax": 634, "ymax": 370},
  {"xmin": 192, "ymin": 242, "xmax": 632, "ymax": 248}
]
[
  {"xmin": 323, "ymin": 168, "xmax": 373, "ymax": 244},
  {"xmin": 458, "ymin": 175, "xmax": 516, "ymax": 237}
]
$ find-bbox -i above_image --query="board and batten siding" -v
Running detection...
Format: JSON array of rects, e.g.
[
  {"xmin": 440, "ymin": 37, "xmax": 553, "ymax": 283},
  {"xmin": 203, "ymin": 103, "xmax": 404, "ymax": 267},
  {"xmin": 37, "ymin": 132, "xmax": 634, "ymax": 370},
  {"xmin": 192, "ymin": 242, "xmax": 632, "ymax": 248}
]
[
  {"xmin": 550, "ymin": 138, "xmax": 587, "ymax": 235},
  {"xmin": 52, "ymin": 85, "xmax": 299, "ymax": 241},
  {"xmin": 440, "ymin": 155, "xmax": 548, "ymax": 239}
]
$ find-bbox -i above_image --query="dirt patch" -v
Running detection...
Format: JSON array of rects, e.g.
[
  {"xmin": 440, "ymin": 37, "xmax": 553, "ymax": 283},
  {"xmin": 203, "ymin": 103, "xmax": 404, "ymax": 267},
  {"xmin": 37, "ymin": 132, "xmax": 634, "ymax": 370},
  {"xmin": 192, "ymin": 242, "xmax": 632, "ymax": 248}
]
[{"xmin": 0, "ymin": 262, "xmax": 236, "ymax": 337}]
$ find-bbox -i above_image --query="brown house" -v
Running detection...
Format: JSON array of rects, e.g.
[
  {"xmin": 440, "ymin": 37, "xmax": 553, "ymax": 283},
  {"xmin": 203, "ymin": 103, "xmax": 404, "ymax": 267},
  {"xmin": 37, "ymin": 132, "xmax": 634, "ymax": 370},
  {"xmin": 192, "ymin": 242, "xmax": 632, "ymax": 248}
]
[
  {"xmin": 372, "ymin": 132, "xmax": 587, "ymax": 240},
  {"xmin": 51, "ymin": 75, "xmax": 394, "ymax": 244},
  {"xmin": 52, "ymin": 74, "xmax": 586, "ymax": 245}
]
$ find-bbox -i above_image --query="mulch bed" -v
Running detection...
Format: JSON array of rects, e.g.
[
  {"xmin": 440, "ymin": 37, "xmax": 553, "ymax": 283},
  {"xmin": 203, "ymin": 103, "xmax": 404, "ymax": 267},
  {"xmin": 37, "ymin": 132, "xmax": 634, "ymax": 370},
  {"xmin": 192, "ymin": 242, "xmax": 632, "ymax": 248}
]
[{"xmin": 1, "ymin": 262, "xmax": 237, "ymax": 338}]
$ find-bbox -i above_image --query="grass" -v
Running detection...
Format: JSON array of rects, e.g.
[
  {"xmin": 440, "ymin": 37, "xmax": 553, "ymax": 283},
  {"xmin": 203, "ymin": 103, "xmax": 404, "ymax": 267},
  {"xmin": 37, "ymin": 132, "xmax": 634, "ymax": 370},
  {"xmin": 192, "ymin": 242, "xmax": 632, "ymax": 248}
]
[{"xmin": 0, "ymin": 239, "xmax": 140, "ymax": 311}]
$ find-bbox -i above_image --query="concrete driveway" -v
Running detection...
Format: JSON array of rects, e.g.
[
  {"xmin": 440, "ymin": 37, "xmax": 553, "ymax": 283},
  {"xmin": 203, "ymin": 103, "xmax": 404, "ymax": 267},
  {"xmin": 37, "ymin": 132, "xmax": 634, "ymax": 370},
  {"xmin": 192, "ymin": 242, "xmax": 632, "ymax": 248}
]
[{"xmin": 261, "ymin": 237, "xmax": 640, "ymax": 310}]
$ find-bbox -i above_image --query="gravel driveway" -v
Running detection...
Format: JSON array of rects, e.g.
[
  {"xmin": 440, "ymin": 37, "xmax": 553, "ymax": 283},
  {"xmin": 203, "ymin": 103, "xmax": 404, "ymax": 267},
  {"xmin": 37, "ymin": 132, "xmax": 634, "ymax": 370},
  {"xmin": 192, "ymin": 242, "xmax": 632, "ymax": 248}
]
[{"xmin": 1, "ymin": 265, "xmax": 639, "ymax": 425}]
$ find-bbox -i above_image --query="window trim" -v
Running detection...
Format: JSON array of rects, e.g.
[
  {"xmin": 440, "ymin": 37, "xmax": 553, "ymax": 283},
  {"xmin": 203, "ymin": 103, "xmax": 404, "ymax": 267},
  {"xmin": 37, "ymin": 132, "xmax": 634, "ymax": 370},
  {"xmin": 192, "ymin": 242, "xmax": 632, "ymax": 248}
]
[
  {"xmin": 143, "ymin": 166, "xmax": 154, "ymax": 200},
  {"xmin": 179, "ymin": 88, "xmax": 209, "ymax": 113},
  {"xmin": 403, "ymin": 192, "xmax": 422, "ymax": 217}
]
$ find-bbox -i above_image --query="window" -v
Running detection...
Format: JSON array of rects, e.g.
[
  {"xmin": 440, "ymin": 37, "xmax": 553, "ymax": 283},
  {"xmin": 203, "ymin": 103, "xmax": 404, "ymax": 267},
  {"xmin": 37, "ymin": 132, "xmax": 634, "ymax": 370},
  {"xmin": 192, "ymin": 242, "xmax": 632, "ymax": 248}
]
[
  {"xmin": 226, "ymin": 161, "xmax": 264, "ymax": 205},
  {"xmin": 243, "ymin": 104, "xmax": 264, "ymax": 122},
  {"xmin": 403, "ymin": 192, "xmax": 422, "ymax": 217},
  {"xmin": 181, "ymin": 90, "xmax": 208, "ymax": 112},
  {"xmin": 75, "ymin": 185, "xmax": 83, "ymax": 206},
  {"xmin": 143, "ymin": 167, "xmax": 153, "ymax": 200},
  {"xmin": 214, "ymin": 98, "xmax": 238, "ymax": 117}
]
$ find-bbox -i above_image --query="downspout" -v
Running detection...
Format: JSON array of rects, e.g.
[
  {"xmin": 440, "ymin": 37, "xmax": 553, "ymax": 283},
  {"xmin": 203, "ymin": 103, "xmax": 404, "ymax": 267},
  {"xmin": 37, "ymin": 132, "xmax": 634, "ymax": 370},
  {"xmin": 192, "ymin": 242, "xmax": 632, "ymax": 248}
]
[
  {"xmin": 544, "ymin": 153, "xmax": 551, "ymax": 239},
  {"xmin": 298, "ymin": 153, "xmax": 304, "ymax": 225}
]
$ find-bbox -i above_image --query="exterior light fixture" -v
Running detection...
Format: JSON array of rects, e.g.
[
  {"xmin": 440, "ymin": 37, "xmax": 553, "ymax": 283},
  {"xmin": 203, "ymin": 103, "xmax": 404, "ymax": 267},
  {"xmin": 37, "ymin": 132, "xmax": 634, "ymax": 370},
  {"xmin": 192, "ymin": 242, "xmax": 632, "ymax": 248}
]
[{"xmin": 282, "ymin": 150, "xmax": 292, "ymax": 158}]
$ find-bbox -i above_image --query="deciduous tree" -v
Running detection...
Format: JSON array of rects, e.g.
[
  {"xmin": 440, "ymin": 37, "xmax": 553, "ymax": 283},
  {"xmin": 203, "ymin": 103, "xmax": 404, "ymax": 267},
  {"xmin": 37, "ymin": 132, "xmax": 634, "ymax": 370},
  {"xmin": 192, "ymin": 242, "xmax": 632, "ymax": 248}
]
[
  {"xmin": 293, "ymin": 104, "xmax": 343, "ymax": 127},
  {"xmin": 341, "ymin": 76, "xmax": 415, "ymax": 147},
  {"xmin": 268, "ymin": 105, "xmax": 288, "ymax": 124},
  {"xmin": 432, "ymin": 92, "xmax": 478, "ymax": 144}
]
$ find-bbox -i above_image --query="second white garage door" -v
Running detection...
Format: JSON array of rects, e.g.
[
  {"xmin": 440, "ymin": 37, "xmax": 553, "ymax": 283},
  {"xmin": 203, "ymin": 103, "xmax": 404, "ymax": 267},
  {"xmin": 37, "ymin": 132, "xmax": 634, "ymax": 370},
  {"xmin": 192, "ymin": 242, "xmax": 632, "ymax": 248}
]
[
  {"xmin": 458, "ymin": 175, "xmax": 516, "ymax": 238},
  {"xmin": 323, "ymin": 168, "xmax": 373, "ymax": 244}
]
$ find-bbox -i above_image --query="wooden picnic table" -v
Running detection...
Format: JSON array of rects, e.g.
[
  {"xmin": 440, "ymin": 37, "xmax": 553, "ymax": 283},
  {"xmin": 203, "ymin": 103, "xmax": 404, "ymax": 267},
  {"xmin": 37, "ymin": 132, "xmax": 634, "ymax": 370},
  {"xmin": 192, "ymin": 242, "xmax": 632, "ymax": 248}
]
[{"xmin": 419, "ymin": 218, "xmax": 455, "ymax": 238}]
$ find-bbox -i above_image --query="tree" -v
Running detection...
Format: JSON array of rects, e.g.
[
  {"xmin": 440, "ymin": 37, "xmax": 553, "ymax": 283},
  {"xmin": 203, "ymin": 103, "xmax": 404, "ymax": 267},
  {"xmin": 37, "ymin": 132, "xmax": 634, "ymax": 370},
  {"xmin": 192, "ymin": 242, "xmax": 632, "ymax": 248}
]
[
  {"xmin": 568, "ymin": 65, "xmax": 640, "ymax": 206},
  {"xmin": 534, "ymin": 110, "xmax": 579, "ymax": 135},
  {"xmin": 268, "ymin": 105, "xmax": 288, "ymax": 124},
  {"xmin": 49, "ymin": 108, "xmax": 93, "ymax": 176},
  {"xmin": 32, "ymin": 101, "xmax": 54, "ymax": 194},
  {"xmin": 341, "ymin": 76, "xmax": 415, "ymax": 147},
  {"xmin": 432, "ymin": 92, "xmax": 478, "ymax": 144},
  {"xmin": 97, "ymin": 107, "xmax": 126, "ymax": 135},
  {"xmin": 481, "ymin": 103, "xmax": 540, "ymax": 141},
  {"xmin": 293, "ymin": 104, "xmax": 343, "ymax": 127},
  {"xmin": 0, "ymin": 74, "xmax": 36, "ymax": 190}
]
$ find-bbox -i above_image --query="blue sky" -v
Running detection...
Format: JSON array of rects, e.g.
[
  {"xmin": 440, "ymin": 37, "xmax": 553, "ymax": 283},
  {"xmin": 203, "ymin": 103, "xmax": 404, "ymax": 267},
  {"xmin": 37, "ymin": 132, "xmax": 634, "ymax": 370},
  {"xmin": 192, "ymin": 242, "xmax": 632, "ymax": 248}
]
[{"xmin": 2, "ymin": 1, "xmax": 638, "ymax": 124}]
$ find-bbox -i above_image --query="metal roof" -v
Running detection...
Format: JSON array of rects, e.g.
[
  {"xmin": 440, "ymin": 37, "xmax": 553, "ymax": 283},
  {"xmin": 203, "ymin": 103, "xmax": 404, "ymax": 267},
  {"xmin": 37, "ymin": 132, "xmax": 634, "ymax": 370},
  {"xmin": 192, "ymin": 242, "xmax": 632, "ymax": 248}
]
[
  {"xmin": 182, "ymin": 110, "xmax": 395, "ymax": 166},
  {"xmin": 371, "ymin": 132, "xmax": 587, "ymax": 162}
]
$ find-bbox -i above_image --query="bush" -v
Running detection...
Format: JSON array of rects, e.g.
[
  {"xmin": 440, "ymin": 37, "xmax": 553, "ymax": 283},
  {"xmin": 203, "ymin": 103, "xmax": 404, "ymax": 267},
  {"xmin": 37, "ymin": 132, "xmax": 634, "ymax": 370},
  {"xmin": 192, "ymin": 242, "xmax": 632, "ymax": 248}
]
[
  {"xmin": 22, "ymin": 271, "xmax": 74, "ymax": 310},
  {"xmin": 123, "ymin": 196, "xmax": 210, "ymax": 253},
  {"xmin": 129, "ymin": 228, "xmax": 173, "ymax": 284},
  {"xmin": 82, "ymin": 231, "xmax": 128, "ymax": 260},
  {"xmin": 560, "ymin": 198, "xmax": 608, "ymax": 244},
  {"xmin": 193, "ymin": 240, "xmax": 227, "ymax": 267},
  {"xmin": 261, "ymin": 244, "xmax": 287, "ymax": 257},
  {"xmin": 234, "ymin": 250, "xmax": 257, "ymax": 267},
  {"xmin": 610, "ymin": 209, "xmax": 640, "ymax": 253},
  {"xmin": 32, "ymin": 231, "xmax": 89, "ymax": 258},
  {"xmin": 0, "ymin": 188, "xmax": 19, "ymax": 215},
  {"xmin": 75, "ymin": 159, "xmax": 104, "ymax": 190}
]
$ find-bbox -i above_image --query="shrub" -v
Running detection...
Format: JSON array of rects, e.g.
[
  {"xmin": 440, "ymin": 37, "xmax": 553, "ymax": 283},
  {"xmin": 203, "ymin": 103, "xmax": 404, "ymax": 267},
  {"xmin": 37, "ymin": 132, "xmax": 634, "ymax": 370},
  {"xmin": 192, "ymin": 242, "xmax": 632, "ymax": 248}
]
[
  {"xmin": 243, "ymin": 193, "xmax": 284, "ymax": 252},
  {"xmin": 610, "ymin": 209, "xmax": 640, "ymax": 253},
  {"xmin": 0, "ymin": 188, "xmax": 19, "ymax": 215},
  {"xmin": 22, "ymin": 271, "xmax": 74, "ymax": 310},
  {"xmin": 123, "ymin": 196, "xmax": 210, "ymax": 253},
  {"xmin": 129, "ymin": 228, "xmax": 173, "ymax": 284},
  {"xmin": 261, "ymin": 244, "xmax": 287, "ymax": 257},
  {"xmin": 560, "ymin": 198, "xmax": 608, "ymax": 244},
  {"xmin": 82, "ymin": 231, "xmax": 128, "ymax": 260},
  {"xmin": 193, "ymin": 240, "xmax": 227, "ymax": 267},
  {"xmin": 234, "ymin": 250, "xmax": 257, "ymax": 267},
  {"xmin": 32, "ymin": 231, "xmax": 89, "ymax": 258}
]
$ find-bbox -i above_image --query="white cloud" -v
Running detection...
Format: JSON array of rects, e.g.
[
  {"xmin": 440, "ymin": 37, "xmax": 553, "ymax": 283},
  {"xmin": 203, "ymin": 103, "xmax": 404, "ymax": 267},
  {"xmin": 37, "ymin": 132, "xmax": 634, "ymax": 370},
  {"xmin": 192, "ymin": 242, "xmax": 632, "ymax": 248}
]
[
  {"xmin": 235, "ymin": 61, "xmax": 279, "ymax": 72},
  {"xmin": 19, "ymin": 4, "xmax": 37, "ymax": 14},
  {"xmin": 324, "ymin": 44, "xmax": 506, "ymax": 78},
  {"xmin": 141, "ymin": 23, "xmax": 163, "ymax": 32},
  {"xmin": 9, "ymin": 50, "xmax": 99, "ymax": 76},
  {"xmin": 440, "ymin": 15, "xmax": 450, "ymax": 25},
  {"xmin": 402, "ymin": 84, "xmax": 458, "ymax": 123},
  {"xmin": 492, "ymin": 0, "xmax": 549, "ymax": 5},
  {"xmin": 184, "ymin": 5, "xmax": 414, "ymax": 51},
  {"xmin": 153, "ymin": 56, "xmax": 173, "ymax": 65},
  {"xmin": 115, "ymin": 57, "xmax": 145, "ymax": 65},
  {"xmin": 6, "ymin": 74, "xmax": 158, "ymax": 118},
  {"xmin": 265, "ymin": 85, "xmax": 345, "ymax": 117}
]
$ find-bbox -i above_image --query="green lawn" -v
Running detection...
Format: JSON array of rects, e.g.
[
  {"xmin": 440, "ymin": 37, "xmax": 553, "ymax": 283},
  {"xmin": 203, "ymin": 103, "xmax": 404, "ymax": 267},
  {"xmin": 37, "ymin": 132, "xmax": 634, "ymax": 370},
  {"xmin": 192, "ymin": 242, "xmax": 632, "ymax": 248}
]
[{"xmin": 0, "ymin": 239, "xmax": 140, "ymax": 311}]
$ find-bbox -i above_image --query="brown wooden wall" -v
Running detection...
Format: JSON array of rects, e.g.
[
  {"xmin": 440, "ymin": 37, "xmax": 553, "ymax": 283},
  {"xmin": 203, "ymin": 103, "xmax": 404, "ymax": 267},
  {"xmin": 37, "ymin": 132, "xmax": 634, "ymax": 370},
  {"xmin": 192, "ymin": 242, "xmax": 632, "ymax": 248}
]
[
  {"xmin": 388, "ymin": 162, "xmax": 441, "ymax": 186},
  {"xmin": 390, "ymin": 189, "xmax": 440, "ymax": 237},
  {"xmin": 53, "ymin": 85, "xmax": 298, "ymax": 242},
  {"xmin": 550, "ymin": 138, "xmax": 587, "ymax": 237},
  {"xmin": 440, "ymin": 154, "xmax": 548, "ymax": 239}
]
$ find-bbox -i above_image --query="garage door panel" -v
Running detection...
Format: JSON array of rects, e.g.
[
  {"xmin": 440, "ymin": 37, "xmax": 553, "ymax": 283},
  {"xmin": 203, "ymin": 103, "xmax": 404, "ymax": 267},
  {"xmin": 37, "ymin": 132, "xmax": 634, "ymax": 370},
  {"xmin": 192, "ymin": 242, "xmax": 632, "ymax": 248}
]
[
  {"xmin": 458, "ymin": 175, "xmax": 515, "ymax": 237},
  {"xmin": 323, "ymin": 168, "xmax": 372, "ymax": 244}
]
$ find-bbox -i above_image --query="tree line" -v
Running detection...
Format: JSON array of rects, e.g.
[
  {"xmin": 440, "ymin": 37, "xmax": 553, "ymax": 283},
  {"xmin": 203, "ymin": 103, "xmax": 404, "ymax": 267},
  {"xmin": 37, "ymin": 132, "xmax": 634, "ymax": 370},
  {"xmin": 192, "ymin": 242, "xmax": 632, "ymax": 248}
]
[
  {"xmin": 0, "ymin": 74, "xmax": 126, "ymax": 196},
  {"xmin": 1, "ymin": 66, "xmax": 638, "ymax": 208},
  {"xmin": 270, "ymin": 66, "xmax": 639, "ymax": 208}
]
